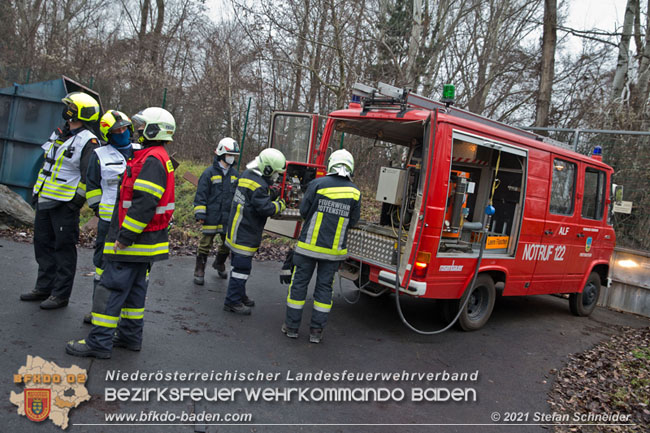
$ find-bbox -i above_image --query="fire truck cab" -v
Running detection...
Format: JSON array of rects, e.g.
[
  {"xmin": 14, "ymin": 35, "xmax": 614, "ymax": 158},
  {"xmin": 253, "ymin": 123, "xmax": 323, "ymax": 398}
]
[{"xmin": 268, "ymin": 83, "xmax": 617, "ymax": 331}]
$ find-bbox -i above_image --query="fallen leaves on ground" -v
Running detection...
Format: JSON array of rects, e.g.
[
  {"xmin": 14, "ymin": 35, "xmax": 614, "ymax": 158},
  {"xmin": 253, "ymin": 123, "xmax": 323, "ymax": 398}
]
[
  {"xmin": 1, "ymin": 226, "xmax": 292, "ymax": 262},
  {"xmin": 548, "ymin": 326, "xmax": 650, "ymax": 432}
]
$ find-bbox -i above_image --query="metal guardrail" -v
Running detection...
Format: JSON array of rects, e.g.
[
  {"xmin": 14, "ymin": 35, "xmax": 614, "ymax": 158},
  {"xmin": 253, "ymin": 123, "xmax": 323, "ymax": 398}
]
[
  {"xmin": 599, "ymin": 247, "xmax": 650, "ymax": 317},
  {"xmin": 609, "ymin": 247, "xmax": 650, "ymax": 290}
]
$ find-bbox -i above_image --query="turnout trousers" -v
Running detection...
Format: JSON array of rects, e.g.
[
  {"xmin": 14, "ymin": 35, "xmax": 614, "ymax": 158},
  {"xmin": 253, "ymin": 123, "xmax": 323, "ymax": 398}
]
[
  {"xmin": 197, "ymin": 233, "xmax": 229, "ymax": 257},
  {"xmin": 224, "ymin": 252, "xmax": 252, "ymax": 306},
  {"xmin": 33, "ymin": 203, "xmax": 80, "ymax": 300},
  {"xmin": 285, "ymin": 252, "xmax": 340, "ymax": 330},
  {"xmin": 92, "ymin": 219, "xmax": 110, "ymax": 285},
  {"xmin": 86, "ymin": 260, "xmax": 150, "ymax": 353}
]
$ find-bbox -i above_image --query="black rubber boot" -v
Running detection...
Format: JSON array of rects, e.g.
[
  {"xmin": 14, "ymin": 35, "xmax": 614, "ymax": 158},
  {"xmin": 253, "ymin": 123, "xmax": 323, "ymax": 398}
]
[
  {"xmin": 193, "ymin": 254, "xmax": 207, "ymax": 285},
  {"xmin": 213, "ymin": 252, "xmax": 229, "ymax": 279},
  {"xmin": 223, "ymin": 303, "xmax": 251, "ymax": 315},
  {"xmin": 66, "ymin": 340, "xmax": 111, "ymax": 359}
]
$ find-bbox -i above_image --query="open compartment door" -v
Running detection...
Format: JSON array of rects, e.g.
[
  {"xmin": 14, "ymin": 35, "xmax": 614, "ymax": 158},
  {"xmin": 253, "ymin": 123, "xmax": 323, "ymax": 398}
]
[{"xmin": 265, "ymin": 111, "xmax": 325, "ymax": 238}]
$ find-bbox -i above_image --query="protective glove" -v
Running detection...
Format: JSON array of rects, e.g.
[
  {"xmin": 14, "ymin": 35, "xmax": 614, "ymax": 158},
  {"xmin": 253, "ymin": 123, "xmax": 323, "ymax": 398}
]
[
  {"xmin": 269, "ymin": 185, "xmax": 281, "ymax": 201},
  {"xmin": 280, "ymin": 249, "xmax": 295, "ymax": 284},
  {"xmin": 273, "ymin": 198, "xmax": 286, "ymax": 215}
]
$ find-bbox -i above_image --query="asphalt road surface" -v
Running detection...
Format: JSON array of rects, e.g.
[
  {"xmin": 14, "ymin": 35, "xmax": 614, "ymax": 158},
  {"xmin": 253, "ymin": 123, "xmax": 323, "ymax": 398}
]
[{"xmin": 1, "ymin": 237, "xmax": 648, "ymax": 433}]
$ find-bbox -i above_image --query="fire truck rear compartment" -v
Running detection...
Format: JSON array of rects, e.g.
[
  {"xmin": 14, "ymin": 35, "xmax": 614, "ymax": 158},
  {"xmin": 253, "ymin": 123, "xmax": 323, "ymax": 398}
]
[{"xmin": 332, "ymin": 117, "xmax": 426, "ymax": 286}]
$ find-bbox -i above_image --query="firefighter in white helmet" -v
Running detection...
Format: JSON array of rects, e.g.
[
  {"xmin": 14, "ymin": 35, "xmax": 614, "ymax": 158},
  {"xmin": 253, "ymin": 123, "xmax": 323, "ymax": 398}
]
[
  {"xmin": 193, "ymin": 137, "xmax": 240, "ymax": 284},
  {"xmin": 282, "ymin": 149, "xmax": 361, "ymax": 343},
  {"xmin": 21, "ymin": 92, "xmax": 100, "ymax": 309},
  {"xmin": 223, "ymin": 148, "xmax": 287, "ymax": 315},
  {"xmin": 66, "ymin": 107, "xmax": 176, "ymax": 358}
]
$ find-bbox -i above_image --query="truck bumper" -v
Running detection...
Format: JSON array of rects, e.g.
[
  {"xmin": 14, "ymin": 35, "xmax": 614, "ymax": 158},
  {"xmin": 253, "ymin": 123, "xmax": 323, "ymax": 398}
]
[{"xmin": 377, "ymin": 270, "xmax": 427, "ymax": 296}]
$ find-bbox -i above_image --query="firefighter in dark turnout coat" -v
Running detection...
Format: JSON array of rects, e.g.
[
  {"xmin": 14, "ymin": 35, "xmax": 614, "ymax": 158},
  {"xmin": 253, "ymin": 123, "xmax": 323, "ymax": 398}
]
[
  {"xmin": 223, "ymin": 148, "xmax": 287, "ymax": 315},
  {"xmin": 66, "ymin": 107, "xmax": 176, "ymax": 359},
  {"xmin": 21, "ymin": 92, "xmax": 100, "ymax": 310},
  {"xmin": 282, "ymin": 149, "xmax": 361, "ymax": 343},
  {"xmin": 193, "ymin": 137, "xmax": 240, "ymax": 284}
]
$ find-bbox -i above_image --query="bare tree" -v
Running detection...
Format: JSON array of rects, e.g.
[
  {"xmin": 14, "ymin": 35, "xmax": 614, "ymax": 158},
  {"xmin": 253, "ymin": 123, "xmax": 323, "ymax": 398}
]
[
  {"xmin": 610, "ymin": 0, "xmax": 636, "ymax": 102},
  {"xmin": 534, "ymin": 0, "xmax": 557, "ymax": 131}
]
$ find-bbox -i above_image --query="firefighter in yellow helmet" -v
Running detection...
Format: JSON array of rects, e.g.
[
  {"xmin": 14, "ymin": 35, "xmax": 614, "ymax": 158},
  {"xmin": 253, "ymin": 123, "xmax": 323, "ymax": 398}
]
[
  {"xmin": 20, "ymin": 92, "xmax": 100, "ymax": 309},
  {"xmin": 82, "ymin": 110, "xmax": 135, "ymax": 324},
  {"xmin": 282, "ymin": 149, "xmax": 361, "ymax": 343}
]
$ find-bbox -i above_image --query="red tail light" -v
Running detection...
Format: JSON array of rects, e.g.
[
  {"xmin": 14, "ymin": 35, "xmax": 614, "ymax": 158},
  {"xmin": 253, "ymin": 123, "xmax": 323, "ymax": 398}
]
[{"xmin": 414, "ymin": 251, "xmax": 431, "ymax": 278}]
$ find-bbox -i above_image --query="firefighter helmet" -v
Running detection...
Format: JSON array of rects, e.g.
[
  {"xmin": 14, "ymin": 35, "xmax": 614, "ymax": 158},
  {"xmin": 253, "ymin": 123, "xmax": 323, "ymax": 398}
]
[
  {"xmin": 99, "ymin": 110, "xmax": 134, "ymax": 142},
  {"xmin": 215, "ymin": 137, "xmax": 240, "ymax": 156},
  {"xmin": 132, "ymin": 107, "xmax": 175, "ymax": 141},
  {"xmin": 61, "ymin": 92, "xmax": 100, "ymax": 122},
  {"xmin": 327, "ymin": 149, "xmax": 354, "ymax": 174},
  {"xmin": 255, "ymin": 148, "xmax": 286, "ymax": 177}
]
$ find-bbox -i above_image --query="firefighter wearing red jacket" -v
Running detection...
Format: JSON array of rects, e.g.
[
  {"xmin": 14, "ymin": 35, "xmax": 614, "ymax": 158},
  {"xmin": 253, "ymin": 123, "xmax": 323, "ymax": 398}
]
[{"xmin": 66, "ymin": 107, "xmax": 176, "ymax": 359}]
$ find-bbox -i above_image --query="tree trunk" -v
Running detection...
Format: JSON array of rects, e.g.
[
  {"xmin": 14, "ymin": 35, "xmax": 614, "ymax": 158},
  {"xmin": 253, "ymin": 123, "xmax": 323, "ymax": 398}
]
[
  {"xmin": 139, "ymin": 0, "xmax": 150, "ymax": 40},
  {"xmin": 329, "ymin": 0, "xmax": 347, "ymax": 108},
  {"xmin": 610, "ymin": 0, "xmax": 636, "ymax": 102},
  {"xmin": 633, "ymin": 0, "xmax": 650, "ymax": 114},
  {"xmin": 534, "ymin": 0, "xmax": 557, "ymax": 132},
  {"xmin": 290, "ymin": 0, "xmax": 310, "ymax": 112},
  {"xmin": 405, "ymin": 0, "xmax": 423, "ymax": 89},
  {"xmin": 467, "ymin": 1, "xmax": 501, "ymax": 114},
  {"xmin": 307, "ymin": 3, "xmax": 327, "ymax": 112}
]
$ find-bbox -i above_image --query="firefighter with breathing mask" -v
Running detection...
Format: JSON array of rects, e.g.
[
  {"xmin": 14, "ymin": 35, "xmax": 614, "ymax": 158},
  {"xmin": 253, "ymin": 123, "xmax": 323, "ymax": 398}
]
[
  {"xmin": 223, "ymin": 148, "xmax": 287, "ymax": 315},
  {"xmin": 193, "ymin": 137, "xmax": 240, "ymax": 284},
  {"xmin": 82, "ymin": 110, "xmax": 135, "ymax": 324},
  {"xmin": 282, "ymin": 149, "xmax": 361, "ymax": 343},
  {"xmin": 66, "ymin": 107, "xmax": 176, "ymax": 358},
  {"xmin": 21, "ymin": 92, "xmax": 100, "ymax": 310}
]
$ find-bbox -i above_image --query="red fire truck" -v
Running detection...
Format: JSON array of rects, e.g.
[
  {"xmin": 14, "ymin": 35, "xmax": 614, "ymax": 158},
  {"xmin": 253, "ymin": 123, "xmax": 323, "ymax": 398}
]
[{"xmin": 266, "ymin": 82, "xmax": 621, "ymax": 331}]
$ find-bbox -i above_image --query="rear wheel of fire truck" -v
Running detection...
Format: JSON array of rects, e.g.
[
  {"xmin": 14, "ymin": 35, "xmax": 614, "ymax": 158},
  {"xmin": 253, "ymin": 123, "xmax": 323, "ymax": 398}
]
[
  {"xmin": 569, "ymin": 272, "xmax": 600, "ymax": 317},
  {"xmin": 444, "ymin": 274, "xmax": 496, "ymax": 331}
]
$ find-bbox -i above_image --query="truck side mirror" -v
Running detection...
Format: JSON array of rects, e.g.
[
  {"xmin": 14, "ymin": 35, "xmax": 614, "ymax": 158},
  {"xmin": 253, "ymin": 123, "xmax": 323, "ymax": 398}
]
[{"xmin": 613, "ymin": 184, "xmax": 623, "ymax": 205}]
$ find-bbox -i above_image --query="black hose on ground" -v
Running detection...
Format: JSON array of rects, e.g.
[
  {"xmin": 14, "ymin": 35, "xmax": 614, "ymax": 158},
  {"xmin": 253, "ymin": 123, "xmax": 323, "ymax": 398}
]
[{"xmin": 392, "ymin": 166, "xmax": 491, "ymax": 335}]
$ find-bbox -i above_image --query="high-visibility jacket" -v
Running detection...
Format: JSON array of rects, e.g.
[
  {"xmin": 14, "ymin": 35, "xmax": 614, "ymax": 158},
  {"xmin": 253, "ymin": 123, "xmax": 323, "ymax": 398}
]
[
  {"xmin": 86, "ymin": 145, "xmax": 129, "ymax": 221},
  {"xmin": 103, "ymin": 144, "xmax": 175, "ymax": 262},
  {"xmin": 193, "ymin": 156, "xmax": 239, "ymax": 234},
  {"xmin": 295, "ymin": 174, "xmax": 361, "ymax": 261},
  {"xmin": 32, "ymin": 127, "xmax": 98, "ymax": 206},
  {"xmin": 225, "ymin": 169, "xmax": 283, "ymax": 256}
]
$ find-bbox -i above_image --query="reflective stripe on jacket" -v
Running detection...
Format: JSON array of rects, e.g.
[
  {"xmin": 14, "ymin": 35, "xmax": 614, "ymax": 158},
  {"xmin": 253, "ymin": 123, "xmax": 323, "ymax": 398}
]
[
  {"xmin": 225, "ymin": 169, "xmax": 280, "ymax": 256},
  {"xmin": 294, "ymin": 175, "xmax": 361, "ymax": 261},
  {"xmin": 33, "ymin": 129, "xmax": 97, "ymax": 203},
  {"xmin": 103, "ymin": 144, "xmax": 175, "ymax": 262},
  {"xmin": 89, "ymin": 145, "xmax": 128, "ymax": 221},
  {"xmin": 193, "ymin": 156, "xmax": 239, "ymax": 234}
]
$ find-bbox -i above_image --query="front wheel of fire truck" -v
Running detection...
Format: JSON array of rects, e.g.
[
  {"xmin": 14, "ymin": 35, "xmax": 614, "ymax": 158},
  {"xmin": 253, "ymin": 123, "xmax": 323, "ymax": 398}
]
[
  {"xmin": 444, "ymin": 274, "xmax": 496, "ymax": 331},
  {"xmin": 569, "ymin": 272, "xmax": 601, "ymax": 317}
]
